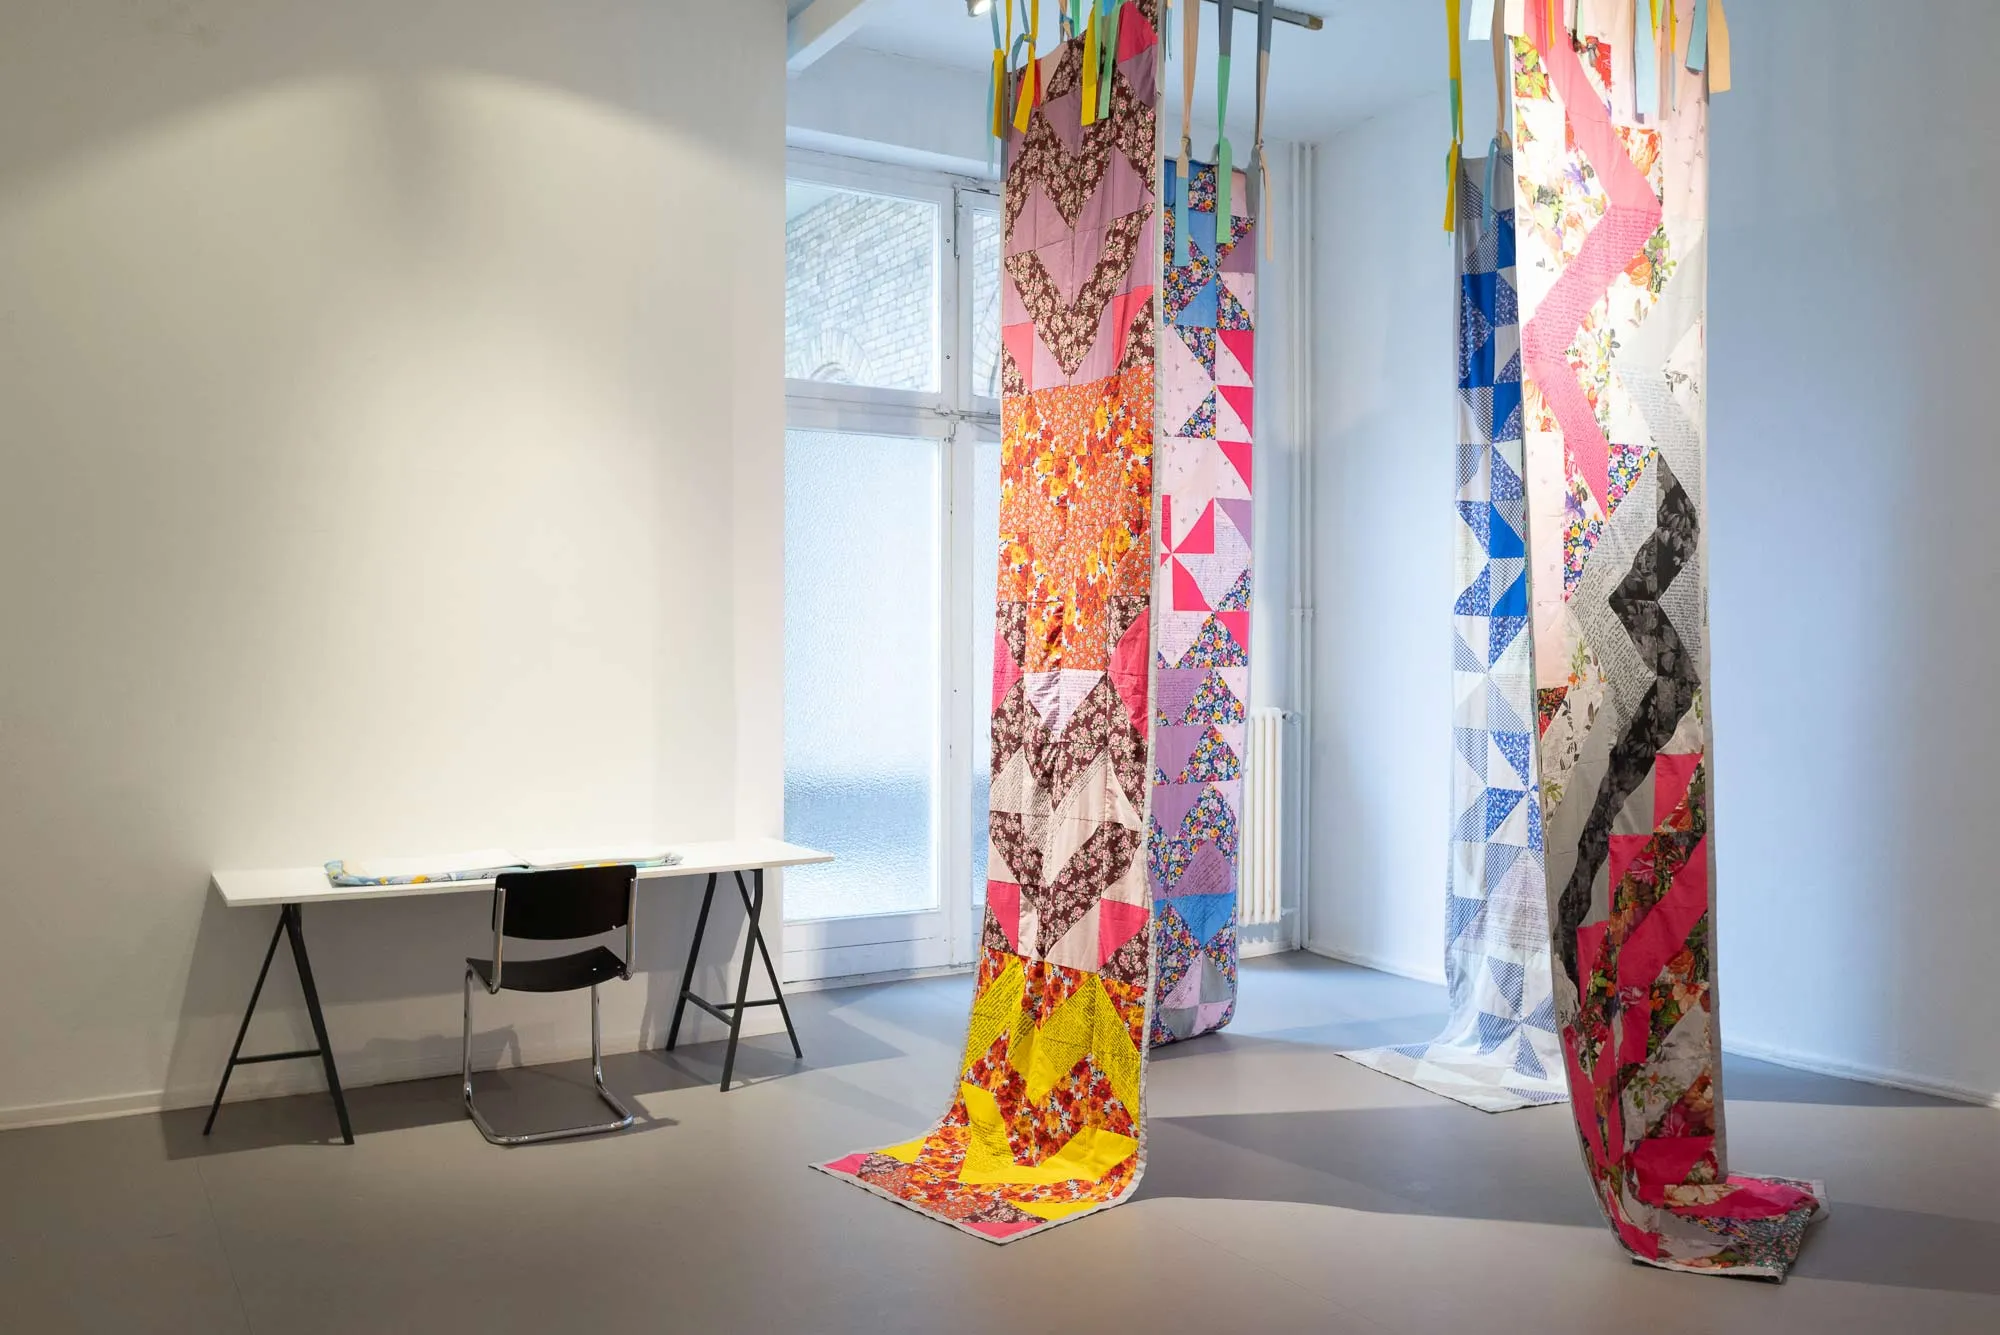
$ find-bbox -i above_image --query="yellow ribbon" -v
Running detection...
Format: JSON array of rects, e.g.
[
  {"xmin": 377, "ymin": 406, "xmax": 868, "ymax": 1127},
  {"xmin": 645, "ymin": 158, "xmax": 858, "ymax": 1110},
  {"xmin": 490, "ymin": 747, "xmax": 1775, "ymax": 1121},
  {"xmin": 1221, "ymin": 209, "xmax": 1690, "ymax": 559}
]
[
  {"xmin": 1709, "ymin": 0, "xmax": 1732, "ymax": 93},
  {"xmin": 992, "ymin": 49, "xmax": 1008, "ymax": 140},
  {"xmin": 1013, "ymin": 0, "xmax": 1041, "ymax": 134},
  {"xmin": 1444, "ymin": 0, "xmax": 1463, "ymax": 232},
  {"xmin": 1081, "ymin": 3, "xmax": 1100, "ymax": 126}
]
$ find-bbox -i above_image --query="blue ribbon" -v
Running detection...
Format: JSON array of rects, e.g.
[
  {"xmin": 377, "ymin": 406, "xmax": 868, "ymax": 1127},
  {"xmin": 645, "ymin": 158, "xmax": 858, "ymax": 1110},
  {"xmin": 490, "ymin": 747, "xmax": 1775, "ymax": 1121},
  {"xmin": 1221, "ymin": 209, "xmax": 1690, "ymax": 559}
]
[
  {"xmin": 987, "ymin": 1, "xmax": 1004, "ymax": 171},
  {"xmin": 1633, "ymin": 0, "xmax": 1657, "ymax": 120}
]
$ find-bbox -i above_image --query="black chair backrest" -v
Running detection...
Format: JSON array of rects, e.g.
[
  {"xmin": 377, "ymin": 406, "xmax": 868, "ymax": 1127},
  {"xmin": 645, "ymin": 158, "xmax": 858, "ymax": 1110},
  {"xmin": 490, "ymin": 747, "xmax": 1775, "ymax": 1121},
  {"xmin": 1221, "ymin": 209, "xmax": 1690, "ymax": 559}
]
[{"xmin": 492, "ymin": 865, "xmax": 636, "ymax": 941}]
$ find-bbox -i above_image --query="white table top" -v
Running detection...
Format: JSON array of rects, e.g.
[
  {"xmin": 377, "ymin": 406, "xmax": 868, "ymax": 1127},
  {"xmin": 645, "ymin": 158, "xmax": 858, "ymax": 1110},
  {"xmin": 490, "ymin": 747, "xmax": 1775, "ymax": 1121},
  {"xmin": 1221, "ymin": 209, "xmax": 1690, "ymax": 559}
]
[{"xmin": 211, "ymin": 837, "xmax": 832, "ymax": 909}]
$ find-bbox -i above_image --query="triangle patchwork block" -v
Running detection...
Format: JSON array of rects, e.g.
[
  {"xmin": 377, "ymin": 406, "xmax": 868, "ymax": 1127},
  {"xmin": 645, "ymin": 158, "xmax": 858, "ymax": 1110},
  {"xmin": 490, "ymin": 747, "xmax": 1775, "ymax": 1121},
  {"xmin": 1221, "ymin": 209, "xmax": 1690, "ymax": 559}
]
[
  {"xmin": 1216, "ymin": 384, "xmax": 1254, "ymax": 439},
  {"xmin": 1171, "ymin": 499, "xmax": 1216, "ymax": 555},
  {"xmin": 1171, "ymin": 560, "xmax": 1212, "ymax": 613},
  {"xmin": 1163, "ymin": 892, "xmax": 1235, "ymax": 945},
  {"xmin": 1217, "ymin": 440, "xmax": 1252, "ymax": 489},
  {"xmin": 1218, "ymin": 327, "xmax": 1254, "ymax": 381}
]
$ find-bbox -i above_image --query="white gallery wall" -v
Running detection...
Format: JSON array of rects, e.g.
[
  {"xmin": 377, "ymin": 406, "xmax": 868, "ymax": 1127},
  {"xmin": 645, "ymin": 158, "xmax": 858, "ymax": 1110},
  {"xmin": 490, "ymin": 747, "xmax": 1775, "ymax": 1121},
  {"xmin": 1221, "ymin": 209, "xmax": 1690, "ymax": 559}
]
[
  {"xmin": 1306, "ymin": 0, "xmax": 2000, "ymax": 1103},
  {"xmin": 0, "ymin": 0, "xmax": 788, "ymax": 1126},
  {"xmin": 788, "ymin": 43, "xmax": 994, "ymax": 177},
  {"xmin": 1304, "ymin": 79, "xmax": 1491, "ymax": 981},
  {"xmin": 1704, "ymin": 0, "xmax": 2000, "ymax": 1104},
  {"xmin": 1304, "ymin": 93, "xmax": 1449, "ymax": 980}
]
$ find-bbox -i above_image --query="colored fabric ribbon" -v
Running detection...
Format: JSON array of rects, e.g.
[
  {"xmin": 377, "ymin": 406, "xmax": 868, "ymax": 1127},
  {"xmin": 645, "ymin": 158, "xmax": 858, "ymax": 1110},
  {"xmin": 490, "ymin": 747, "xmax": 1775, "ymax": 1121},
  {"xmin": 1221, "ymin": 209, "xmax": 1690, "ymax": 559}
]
[
  {"xmin": 1177, "ymin": 0, "xmax": 1198, "ymax": 267},
  {"xmin": 1668, "ymin": 0, "xmax": 1678, "ymax": 112},
  {"xmin": 1483, "ymin": 0, "xmax": 1508, "ymax": 232},
  {"xmin": 989, "ymin": 0, "xmax": 1007, "ymax": 169},
  {"xmin": 1709, "ymin": 0, "xmax": 1731, "ymax": 92},
  {"xmin": 1252, "ymin": 0, "xmax": 1275, "ymax": 259},
  {"xmin": 1013, "ymin": 0, "xmax": 1041, "ymax": 134},
  {"xmin": 1444, "ymin": 0, "xmax": 1464, "ymax": 232},
  {"xmin": 1098, "ymin": 0, "xmax": 1121, "ymax": 119},
  {"xmin": 1633, "ymin": 0, "xmax": 1657, "ymax": 121},
  {"xmin": 1215, "ymin": 0, "xmax": 1234, "ymax": 243},
  {"xmin": 1081, "ymin": 3, "xmax": 1101, "ymax": 125}
]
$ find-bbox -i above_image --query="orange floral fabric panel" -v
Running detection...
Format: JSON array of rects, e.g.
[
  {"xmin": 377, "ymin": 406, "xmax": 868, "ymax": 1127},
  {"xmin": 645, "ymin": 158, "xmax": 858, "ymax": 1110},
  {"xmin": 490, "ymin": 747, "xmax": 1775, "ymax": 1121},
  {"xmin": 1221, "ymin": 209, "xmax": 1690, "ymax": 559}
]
[{"xmin": 999, "ymin": 364, "xmax": 1155, "ymax": 674}]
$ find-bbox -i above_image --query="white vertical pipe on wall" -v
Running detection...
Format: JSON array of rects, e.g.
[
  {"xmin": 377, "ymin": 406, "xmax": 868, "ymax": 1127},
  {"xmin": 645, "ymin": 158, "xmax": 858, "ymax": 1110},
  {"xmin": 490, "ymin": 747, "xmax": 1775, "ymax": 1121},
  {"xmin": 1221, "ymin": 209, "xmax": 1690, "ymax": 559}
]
[
  {"xmin": 1240, "ymin": 707, "xmax": 1289, "ymax": 925},
  {"xmin": 1285, "ymin": 139, "xmax": 1317, "ymax": 951}
]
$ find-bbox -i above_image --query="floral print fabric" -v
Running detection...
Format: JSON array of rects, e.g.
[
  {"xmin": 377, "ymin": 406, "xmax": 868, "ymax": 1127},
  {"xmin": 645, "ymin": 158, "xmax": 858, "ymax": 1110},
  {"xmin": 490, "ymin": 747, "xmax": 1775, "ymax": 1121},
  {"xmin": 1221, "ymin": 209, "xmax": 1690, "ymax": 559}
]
[
  {"xmin": 1340, "ymin": 148, "xmax": 1570, "ymax": 1112},
  {"xmin": 1513, "ymin": 0, "xmax": 1824, "ymax": 1277},
  {"xmin": 816, "ymin": 1, "xmax": 1165, "ymax": 1243},
  {"xmin": 1149, "ymin": 157, "xmax": 1255, "ymax": 1046}
]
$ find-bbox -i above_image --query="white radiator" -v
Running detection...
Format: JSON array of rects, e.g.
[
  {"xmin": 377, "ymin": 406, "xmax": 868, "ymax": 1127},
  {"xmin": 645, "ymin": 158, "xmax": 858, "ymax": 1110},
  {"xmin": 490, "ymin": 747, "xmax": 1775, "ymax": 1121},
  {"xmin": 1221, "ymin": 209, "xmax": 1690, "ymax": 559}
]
[{"xmin": 1238, "ymin": 707, "xmax": 1286, "ymax": 926}]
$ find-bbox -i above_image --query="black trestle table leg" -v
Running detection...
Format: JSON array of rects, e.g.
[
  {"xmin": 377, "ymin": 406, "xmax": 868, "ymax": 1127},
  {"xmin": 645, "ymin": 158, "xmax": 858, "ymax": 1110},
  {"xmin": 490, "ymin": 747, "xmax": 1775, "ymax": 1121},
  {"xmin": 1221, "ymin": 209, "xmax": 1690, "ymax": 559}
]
[{"xmin": 203, "ymin": 902, "xmax": 354, "ymax": 1145}]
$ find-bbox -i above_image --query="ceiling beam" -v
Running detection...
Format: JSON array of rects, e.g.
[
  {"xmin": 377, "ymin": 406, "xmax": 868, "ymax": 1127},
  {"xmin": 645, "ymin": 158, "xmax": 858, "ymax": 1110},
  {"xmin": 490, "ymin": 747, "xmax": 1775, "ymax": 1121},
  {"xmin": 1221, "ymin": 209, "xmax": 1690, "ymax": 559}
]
[{"xmin": 787, "ymin": 0, "xmax": 889, "ymax": 75}]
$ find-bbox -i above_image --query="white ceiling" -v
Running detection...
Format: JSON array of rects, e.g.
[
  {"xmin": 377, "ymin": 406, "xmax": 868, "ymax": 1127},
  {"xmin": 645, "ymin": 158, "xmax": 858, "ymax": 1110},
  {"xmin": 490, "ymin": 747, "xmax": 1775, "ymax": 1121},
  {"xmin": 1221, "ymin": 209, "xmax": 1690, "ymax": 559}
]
[{"xmin": 840, "ymin": 0, "xmax": 1438, "ymax": 141}]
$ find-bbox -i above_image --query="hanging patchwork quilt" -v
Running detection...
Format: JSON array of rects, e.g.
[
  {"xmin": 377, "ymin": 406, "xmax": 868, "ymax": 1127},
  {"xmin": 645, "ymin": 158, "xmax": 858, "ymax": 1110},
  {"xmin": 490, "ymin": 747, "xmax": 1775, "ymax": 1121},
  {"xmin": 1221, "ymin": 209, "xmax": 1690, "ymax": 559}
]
[
  {"xmin": 1342, "ymin": 149, "xmax": 1568, "ymax": 1111},
  {"xmin": 815, "ymin": 1, "xmax": 1164, "ymax": 1242},
  {"xmin": 1150, "ymin": 157, "xmax": 1254, "ymax": 1046},
  {"xmin": 1512, "ymin": 0, "xmax": 1823, "ymax": 1276}
]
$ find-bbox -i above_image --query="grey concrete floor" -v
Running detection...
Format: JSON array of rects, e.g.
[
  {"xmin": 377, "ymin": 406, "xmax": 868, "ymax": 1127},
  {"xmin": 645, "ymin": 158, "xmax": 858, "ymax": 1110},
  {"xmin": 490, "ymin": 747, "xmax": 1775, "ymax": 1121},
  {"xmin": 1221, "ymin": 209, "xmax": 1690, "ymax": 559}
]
[{"xmin": 3, "ymin": 952, "xmax": 1996, "ymax": 1334}]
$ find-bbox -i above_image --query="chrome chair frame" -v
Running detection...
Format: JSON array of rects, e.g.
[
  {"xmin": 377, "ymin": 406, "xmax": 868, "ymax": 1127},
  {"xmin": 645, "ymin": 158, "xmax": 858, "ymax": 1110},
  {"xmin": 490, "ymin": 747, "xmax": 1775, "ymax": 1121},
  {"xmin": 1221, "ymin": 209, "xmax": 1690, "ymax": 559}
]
[{"xmin": 460, "ymin": 870, "xmax": 640, "ymax": 1146}]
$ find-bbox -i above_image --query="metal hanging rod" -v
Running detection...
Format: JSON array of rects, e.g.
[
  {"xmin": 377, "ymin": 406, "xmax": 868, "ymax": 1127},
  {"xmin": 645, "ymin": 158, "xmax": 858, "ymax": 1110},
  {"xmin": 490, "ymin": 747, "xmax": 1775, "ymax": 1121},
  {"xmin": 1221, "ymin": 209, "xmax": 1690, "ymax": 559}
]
[
  {"xmin": 1203, "ymin": 0, "xmax": 1324, "ymax": 32},
  {"xmin": 979, "ymin": 2, "xmax": 1323, "ymax": 36}
]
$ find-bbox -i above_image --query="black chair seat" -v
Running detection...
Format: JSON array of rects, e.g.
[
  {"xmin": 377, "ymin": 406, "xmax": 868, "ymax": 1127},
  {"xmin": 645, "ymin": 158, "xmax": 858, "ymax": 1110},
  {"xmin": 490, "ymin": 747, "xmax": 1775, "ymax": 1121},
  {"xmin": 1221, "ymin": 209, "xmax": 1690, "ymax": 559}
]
[{"xmin": 468, "ymin": 946, "xmax": 625, "ymax": 994}]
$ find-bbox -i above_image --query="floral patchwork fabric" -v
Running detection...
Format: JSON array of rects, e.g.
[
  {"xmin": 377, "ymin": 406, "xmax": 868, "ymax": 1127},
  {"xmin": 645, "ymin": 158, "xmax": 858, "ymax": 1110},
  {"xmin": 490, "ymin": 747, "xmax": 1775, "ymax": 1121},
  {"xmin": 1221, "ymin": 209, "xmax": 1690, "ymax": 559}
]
[
  {"xmin": 1512, "ymin": 0, "xmax": 1823, "ymax": 1277},
  {"xmin": 817, "ymin": 1, "xmax": 1166, "ymax": 1243},
  {"xmin": 1150, "ymin": 157, "xmax": 1254, "ymax": 1046},
  {"xmin": 1341, "ymin": 147, "xmax": 1569, "ymax": 1113}
]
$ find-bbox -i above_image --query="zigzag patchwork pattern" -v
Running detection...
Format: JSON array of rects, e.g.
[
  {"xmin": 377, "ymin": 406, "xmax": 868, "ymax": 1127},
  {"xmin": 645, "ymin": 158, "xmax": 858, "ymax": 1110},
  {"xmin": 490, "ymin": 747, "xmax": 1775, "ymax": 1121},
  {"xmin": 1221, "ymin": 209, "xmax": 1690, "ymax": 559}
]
[
  {"xmin": 1149, "ymin": 158, "xmax": 1254, "ymax": 1046},
  {"xmin": 1514, "ymin": 2, "xmax": 1823, "ymax": 1277},
  {"xmin": 1003, "ymin": 38, "xmax": 1156, "ymax": 237},
  {"xmin": 817, "ymin": 0, "xmax": 1166, "ymax": 1245},
  {"xmin": 985, "ymin": 593, "xmax": 1153, "ymax": 982},
  {"xmin": 1342, "ymin": 150, "xmax": 1567, "ymax": 1112},
  {"xmin": 817, "ymin": 952, "xmax": 1147, "ymax": 1240},
  {"xmin": 1000, "ymin": 13, "xmax": 1161, "ymax": 393}
]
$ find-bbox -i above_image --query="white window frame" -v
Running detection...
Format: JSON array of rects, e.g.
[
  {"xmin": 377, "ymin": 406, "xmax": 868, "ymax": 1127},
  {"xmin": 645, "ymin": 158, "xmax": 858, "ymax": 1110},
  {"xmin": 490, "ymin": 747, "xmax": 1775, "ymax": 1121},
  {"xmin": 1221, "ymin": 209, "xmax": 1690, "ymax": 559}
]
[{"xmin": 782, "ymin": 150, "xmax": 1002, "ymax": 982}]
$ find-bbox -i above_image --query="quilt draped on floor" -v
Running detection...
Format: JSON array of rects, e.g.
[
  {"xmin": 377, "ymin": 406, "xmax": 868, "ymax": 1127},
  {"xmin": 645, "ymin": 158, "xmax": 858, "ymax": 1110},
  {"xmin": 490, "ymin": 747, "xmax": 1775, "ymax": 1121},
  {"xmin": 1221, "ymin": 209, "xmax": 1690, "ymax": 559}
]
[
  {"xmin": 1512, "ymin": 0, "xmax": 1823, "ymax": 1277},
  {"xmin": 815, "ymin": 1, "xmax": 1164, "ymax": 1243},
  {"xmin": 1149, "ymin": 157, "xmax": 1255, "ymax": 1046},
  {"xmin": 1341, "ymin": 149, "xmax": 1569, "ymax": 1113}
]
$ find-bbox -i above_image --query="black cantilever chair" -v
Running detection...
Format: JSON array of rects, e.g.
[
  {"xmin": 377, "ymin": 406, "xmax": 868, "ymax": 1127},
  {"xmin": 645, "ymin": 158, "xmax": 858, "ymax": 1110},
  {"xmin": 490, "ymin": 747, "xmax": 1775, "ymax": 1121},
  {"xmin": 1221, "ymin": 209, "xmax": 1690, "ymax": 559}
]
[{"xmin": 461, "ymin": 864, "xmax": 639, "ymax": 1145}]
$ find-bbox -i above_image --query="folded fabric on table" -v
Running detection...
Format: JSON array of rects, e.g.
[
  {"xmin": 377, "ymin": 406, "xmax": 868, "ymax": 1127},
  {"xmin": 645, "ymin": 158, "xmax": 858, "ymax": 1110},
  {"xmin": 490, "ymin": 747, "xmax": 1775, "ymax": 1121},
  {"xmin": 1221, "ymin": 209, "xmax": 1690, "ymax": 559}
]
[
  {"xmin": 323, "ymin": 845, "xmax": 684, "ymax": 887},
  {"xmin": 323, "ymin": 850, "xmax": 528, "ymax": 887},
  {"xmin": 518, "ymin": 846, "xmax": 682, "ymax": 871}
]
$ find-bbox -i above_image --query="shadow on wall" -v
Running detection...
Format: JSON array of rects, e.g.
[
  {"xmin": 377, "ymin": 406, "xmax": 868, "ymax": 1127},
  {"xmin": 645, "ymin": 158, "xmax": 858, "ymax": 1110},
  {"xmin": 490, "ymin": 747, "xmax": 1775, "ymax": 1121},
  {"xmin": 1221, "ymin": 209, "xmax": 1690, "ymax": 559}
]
[
  {"xmin": 0, "ymin": 1, "xmax": 761, "ymax": 197},
  {"xmin": 0, "ymin": 0, "xmax": 787, "ymax": 1122}
]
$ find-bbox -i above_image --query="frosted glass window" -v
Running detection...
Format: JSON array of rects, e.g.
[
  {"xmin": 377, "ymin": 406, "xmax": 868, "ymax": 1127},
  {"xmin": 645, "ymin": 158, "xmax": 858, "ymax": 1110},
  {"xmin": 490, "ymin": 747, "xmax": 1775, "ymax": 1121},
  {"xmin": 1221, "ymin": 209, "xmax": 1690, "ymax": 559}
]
[
  {"xmin": 785, "ymin": 184, "xmax": 940, "ymax": 393},
  {"xmin": 970, "ymin": 207, "xmax": 1003, "ymax": 402},
  {"xmin": 970, "ymin": 434, "xmax": 1002, "ymax": 910},
  {"xmin": 784, "ymin": 430, "xmax": 942, "ymax": 922}
]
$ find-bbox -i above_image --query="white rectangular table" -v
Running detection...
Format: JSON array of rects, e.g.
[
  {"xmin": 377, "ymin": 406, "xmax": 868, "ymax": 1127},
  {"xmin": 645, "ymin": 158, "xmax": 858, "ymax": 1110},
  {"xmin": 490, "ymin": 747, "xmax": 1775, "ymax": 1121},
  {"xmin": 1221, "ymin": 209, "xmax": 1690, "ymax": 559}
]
[{"xmin": 207, "ymin": 838, "xmax": 833, "ymax": 1142}]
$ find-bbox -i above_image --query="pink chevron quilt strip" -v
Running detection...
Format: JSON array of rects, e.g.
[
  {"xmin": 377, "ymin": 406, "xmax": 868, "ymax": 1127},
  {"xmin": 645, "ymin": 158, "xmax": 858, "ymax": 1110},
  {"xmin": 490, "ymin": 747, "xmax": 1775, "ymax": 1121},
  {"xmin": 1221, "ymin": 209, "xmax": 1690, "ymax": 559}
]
[{"xmin": 1513, "ymin": 0, "xmax": 1824, "ymax": 1277}]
